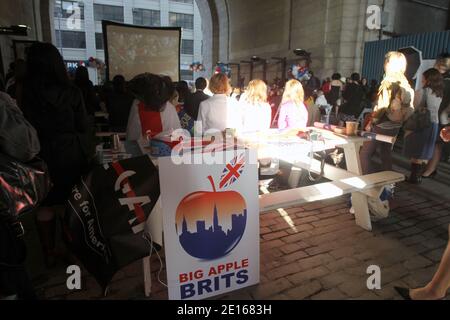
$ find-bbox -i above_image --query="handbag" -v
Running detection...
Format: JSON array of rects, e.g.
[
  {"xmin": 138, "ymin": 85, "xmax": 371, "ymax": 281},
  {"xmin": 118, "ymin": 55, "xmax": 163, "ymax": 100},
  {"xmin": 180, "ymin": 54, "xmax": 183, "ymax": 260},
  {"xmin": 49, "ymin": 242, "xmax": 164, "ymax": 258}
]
[
  {"xmin": 0, "ymin": 154, "xmax": 52, "ymax": 222},
  {"xmin": 0, "ymin": 155, "xmax": 47, "ymax": 300},
  {"xmin": 403, "ymin": 90, "xmax": 432, "ymax": 132}
]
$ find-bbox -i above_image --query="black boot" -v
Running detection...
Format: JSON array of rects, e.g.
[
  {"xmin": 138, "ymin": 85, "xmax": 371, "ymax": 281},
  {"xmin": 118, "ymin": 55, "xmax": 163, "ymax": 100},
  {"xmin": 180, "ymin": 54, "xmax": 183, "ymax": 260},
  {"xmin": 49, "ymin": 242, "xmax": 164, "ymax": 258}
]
[
  {"xmin": 419, "ymin": 163, "xmax": 427, "ymax": 178},
  {"xmin": 408, "ymin": 163, "xmax": 423, "ymax": 185}
]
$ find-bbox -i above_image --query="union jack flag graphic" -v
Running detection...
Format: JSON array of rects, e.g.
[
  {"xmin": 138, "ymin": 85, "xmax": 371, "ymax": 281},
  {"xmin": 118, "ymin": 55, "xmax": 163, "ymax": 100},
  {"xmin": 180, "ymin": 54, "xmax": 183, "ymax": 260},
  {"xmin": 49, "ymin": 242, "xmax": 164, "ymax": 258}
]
[{"xmin": 219, "ymin": 153, "xmax": 246, "ymax": 189}]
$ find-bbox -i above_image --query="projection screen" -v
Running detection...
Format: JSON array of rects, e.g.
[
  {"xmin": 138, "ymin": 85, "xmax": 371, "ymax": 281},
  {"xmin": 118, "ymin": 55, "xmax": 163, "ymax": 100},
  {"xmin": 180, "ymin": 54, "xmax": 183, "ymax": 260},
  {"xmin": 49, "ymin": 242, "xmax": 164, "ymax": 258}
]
[{"xmin": 102, "ymin": 21, "xmax": 181, "ymax": 81}]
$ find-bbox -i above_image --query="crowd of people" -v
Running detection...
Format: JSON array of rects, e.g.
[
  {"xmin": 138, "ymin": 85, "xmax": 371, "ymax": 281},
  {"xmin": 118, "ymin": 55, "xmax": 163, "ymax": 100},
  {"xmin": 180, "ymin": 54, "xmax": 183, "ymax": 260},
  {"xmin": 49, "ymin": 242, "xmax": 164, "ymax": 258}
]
[{"xmin": 1, "ymin": 41, "xmax": 450, "ymax": 300}]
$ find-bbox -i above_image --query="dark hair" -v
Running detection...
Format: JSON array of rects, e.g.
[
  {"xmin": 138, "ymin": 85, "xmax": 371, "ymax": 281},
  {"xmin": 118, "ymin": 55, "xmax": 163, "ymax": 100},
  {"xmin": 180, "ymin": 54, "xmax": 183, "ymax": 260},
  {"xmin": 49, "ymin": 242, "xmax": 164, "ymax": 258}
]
[
  {"xmin": 161, "ymin": 76, "xmax": 176, "ymax": 99},
  {"xmin": 177, "ymin": 81, "xmax": 189, "ymax": 91},
  {"xmin": 332, "ymin": 73, "xmax": 341, "ymax": 80},
  {"xmin": 25, "ymin": 42, "xmax": 69, "ymax": 87},
  {"xmin": 74, "ymin": 66, "xmax": 90, "ymax": 87},
  {"xmin": 351, "ymin": 73, "xmax": 360, "ymax": 82},
  {"xmin": 435, "ymin": 52, "xmax": 450, "ymax": 74},
  {"xmin": 176, "ymin": 81, "xmax": 190, "ymax": 102},
  {"xmin": 129, "ymin": 73, "xmax": 170, "ymax": 112},
  {"xmin": 112, "ymin": 75, "xmax": 126, "ymax": 93},
  {"xmin": 423, "ymin": 68, "xmax": 444, "ymax": 98},
  {"xmin": 22, "ymin": 42, "xmax": 69, "ymax": 110},
  {"xmin": 195, "ymin": 77, "xmax": 207, "ymax": 91}
]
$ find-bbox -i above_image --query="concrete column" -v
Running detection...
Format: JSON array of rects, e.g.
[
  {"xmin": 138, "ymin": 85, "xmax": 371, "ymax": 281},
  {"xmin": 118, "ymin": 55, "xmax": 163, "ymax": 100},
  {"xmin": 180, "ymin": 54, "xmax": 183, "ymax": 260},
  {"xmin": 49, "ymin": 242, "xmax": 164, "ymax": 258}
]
[
  {"xmin": 123, "ymin": 0, "xmax": 133, "ymax": 24},
  {"xmin": 83, "ymin": 0, "xmax": 96, "ymax": 60},
  {"xmin": 336, "ymin": 0, "xmax": 366, "ymax": 76},
  {"xmin": 214, "ymin": 0, "xmax": 229, "ymax": 63},
  {"xmin": 195, "ymin": 0, "xmax": 215, "ymax": 76},
  {"xmin": 40, "ymin": 0, "xmax": 53, "ymax": 43},
  {"xmin": 161, "ymin": 0, "xmax": 169, "ymax": 26},
  {"xmin": 193, "ymin": 1, "xmax": 205, "ymax": 78}
]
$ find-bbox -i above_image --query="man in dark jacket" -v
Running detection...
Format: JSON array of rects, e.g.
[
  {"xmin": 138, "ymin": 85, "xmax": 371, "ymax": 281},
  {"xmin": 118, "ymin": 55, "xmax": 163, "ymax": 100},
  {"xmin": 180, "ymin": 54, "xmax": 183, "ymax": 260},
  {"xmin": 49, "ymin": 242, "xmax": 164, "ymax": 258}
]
[
  {"xmin": 0, "ymin": 92, "xmax": 40, "ymax": 300},
  {"xmin": 339, "ymin": 73, "xmax": 365, "ymax": 120},
  {"xmin": 184, "ymin": 77, "xmax": 210, "ymax": 120}
]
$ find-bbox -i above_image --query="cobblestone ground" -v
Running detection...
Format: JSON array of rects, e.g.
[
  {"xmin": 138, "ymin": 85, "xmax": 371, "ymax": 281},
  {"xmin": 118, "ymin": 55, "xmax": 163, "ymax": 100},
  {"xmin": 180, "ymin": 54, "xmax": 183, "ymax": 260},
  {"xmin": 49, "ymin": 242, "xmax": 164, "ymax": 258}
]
[{"xmin": 33, "ymin": 182, "xmax": 450, "ymax": 300}]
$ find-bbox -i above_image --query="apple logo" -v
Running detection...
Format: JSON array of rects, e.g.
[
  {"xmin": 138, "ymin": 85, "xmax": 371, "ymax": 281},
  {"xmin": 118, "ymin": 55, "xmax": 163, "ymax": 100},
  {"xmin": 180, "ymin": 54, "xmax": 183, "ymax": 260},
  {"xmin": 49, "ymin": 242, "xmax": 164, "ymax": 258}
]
[{"xmin": 175, "ymin": 176, "xmax": 247, "ymax": 260}]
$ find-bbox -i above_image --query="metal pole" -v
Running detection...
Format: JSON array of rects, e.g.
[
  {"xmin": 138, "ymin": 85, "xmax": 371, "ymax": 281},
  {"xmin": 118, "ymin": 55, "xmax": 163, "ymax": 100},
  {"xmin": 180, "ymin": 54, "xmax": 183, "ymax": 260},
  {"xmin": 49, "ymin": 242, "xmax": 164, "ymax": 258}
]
[
  {"xmin": 57, "ymin": 1, "xmax": 66, "ymax": 61},
  {"xmin": 379, "ymin": 0, "xmax": 385, "ymax": 40},
  {"xmin": 237, "ymin": 64, "xmax": 241, "ymax": 88},
  {"xmin": 271, "ymin": 57, "xmax": 287, "ymax": 84},
  {"xmin": 263, "ymin": 60, "xmax": 267, "ymax": 83},
  {"xmin": 228, "ymin": 62, "xmax": 241, "ymax": 88},
  {"xmin": 241, "ymin": 60, "xmax": 253, "ymax": 86}
]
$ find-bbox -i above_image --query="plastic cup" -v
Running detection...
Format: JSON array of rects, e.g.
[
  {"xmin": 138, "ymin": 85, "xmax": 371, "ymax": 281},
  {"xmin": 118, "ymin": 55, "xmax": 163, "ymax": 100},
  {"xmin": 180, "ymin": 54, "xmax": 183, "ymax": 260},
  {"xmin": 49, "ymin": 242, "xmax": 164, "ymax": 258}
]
[{"xmin": 346, "ymin": 121, "xmax": 359, "ymax": 136}]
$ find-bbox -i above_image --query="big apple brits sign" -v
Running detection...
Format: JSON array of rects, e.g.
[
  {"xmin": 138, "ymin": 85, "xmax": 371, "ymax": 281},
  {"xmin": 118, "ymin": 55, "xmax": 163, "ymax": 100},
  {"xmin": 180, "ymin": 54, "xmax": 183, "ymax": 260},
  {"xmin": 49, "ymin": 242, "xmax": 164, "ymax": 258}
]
[{"xmin": 159, "ymin": 149, "xmax": 260, "ymax": 300}]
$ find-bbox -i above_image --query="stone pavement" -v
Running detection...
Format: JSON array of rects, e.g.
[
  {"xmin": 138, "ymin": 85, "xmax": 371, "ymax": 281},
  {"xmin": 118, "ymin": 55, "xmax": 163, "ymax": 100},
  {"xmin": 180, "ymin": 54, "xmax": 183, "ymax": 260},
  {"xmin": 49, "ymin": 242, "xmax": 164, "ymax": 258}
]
[{"xmin": 33, "ymin": 182, "xmax": 450, "ymax": 300}]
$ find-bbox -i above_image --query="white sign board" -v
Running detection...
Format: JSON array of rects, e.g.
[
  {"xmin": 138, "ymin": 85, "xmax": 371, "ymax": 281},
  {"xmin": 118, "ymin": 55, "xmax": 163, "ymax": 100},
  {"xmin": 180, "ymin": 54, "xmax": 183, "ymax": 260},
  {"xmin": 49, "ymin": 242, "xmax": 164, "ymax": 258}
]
[{"xmin": 159, "ymin": 149, "xmax": 260, "ymax": 300}]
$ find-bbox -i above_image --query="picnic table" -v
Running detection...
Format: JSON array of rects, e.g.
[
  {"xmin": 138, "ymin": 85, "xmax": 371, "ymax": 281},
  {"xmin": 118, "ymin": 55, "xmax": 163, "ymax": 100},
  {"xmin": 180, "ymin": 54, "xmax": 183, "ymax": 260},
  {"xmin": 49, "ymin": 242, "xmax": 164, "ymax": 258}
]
[
  {"xmin": 97, "ymin": 128, "xmax": 405, "ymax": 297},
  {"xmin": 98, "ymin": 128, "xmax": 405, "ymax": 234}
]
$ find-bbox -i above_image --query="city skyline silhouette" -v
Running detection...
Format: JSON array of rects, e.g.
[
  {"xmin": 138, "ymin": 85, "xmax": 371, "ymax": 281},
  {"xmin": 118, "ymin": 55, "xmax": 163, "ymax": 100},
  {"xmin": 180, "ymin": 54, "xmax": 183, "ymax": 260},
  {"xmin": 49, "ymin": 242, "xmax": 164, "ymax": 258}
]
[{"xmin": 178, "ymin": 204, "xmax": 247, "ymax": 260}]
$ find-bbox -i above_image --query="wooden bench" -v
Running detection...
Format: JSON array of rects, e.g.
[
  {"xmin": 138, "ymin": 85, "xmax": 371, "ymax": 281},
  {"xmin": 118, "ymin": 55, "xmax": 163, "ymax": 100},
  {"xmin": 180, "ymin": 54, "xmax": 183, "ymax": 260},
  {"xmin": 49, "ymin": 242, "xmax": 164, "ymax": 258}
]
[{"xmin": 260, "ymin": 171, "xmax": 405, "ymax": 213}]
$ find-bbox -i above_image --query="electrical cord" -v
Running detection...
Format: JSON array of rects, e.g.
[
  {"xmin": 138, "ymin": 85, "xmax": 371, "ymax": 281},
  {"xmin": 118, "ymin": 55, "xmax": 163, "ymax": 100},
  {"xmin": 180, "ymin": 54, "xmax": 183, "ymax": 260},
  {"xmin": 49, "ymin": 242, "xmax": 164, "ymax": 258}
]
[{"xmin": 143, "ymin": 231, "xmax": 168, "ymax": 288}]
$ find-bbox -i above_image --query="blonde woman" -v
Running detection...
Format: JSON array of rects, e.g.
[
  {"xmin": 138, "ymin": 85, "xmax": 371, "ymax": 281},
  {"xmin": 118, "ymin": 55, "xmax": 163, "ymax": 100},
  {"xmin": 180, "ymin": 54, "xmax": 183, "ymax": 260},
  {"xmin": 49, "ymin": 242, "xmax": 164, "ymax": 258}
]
[
  {"xmin": 360, "ymin": 51, "xmax": 415, "ymax": 174},
  {"xmin": 239, "ymin": 80, "xmax": 272, "ymax": 132},
  {"xmin": 277, "ymin": 79, "xmax": 308, "ymax": 130}
]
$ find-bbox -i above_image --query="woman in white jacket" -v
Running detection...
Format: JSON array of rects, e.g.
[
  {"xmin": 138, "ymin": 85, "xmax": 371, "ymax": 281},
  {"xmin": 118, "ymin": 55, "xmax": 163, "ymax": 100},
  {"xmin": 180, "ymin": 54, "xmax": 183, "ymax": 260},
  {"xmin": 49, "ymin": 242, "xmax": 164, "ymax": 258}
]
[
  {"xmin": 197, "ymin": 73, "xmax": 241, "ymax": 133},
  {"xmin": 238, "ymin": 79, "xmax": 272, "ymax": 133}
]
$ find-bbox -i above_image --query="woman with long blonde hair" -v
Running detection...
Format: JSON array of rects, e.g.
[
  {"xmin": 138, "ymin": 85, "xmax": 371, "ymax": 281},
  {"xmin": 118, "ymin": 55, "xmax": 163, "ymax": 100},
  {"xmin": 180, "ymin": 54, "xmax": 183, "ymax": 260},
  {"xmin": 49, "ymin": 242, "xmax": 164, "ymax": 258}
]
[
  {"xmin": 239, "ymin": 79, "xmax": 272, "ymax": 132},
  {"xmin": 360, "ymin": 51, "xmax": 415, "ymax": 174},
  {"xmin": 277, "ymin": 79, "xmax": 308, "ymax": 129}
]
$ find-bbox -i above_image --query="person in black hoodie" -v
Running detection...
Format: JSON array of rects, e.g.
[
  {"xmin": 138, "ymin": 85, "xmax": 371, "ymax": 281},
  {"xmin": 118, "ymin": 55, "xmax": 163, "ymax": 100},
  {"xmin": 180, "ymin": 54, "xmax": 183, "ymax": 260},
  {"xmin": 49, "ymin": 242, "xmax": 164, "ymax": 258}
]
[
  {"xmin": 339, "ymin": 73, "xmax": 365, "ymax": 121},
  {"xmin": 21, "ymin": 42, "xmax": 90, "ymax": 267},
  {"xmin": 106, "ymin": 75, "xmax": 134, "ymax": 132},
  {"xmin": 74, "ymin": 66, "xmax": 98, "ymax": 116},
  {"xmin": 74, "ymin": 66, "xmax": 97, "ymax": 160}
]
